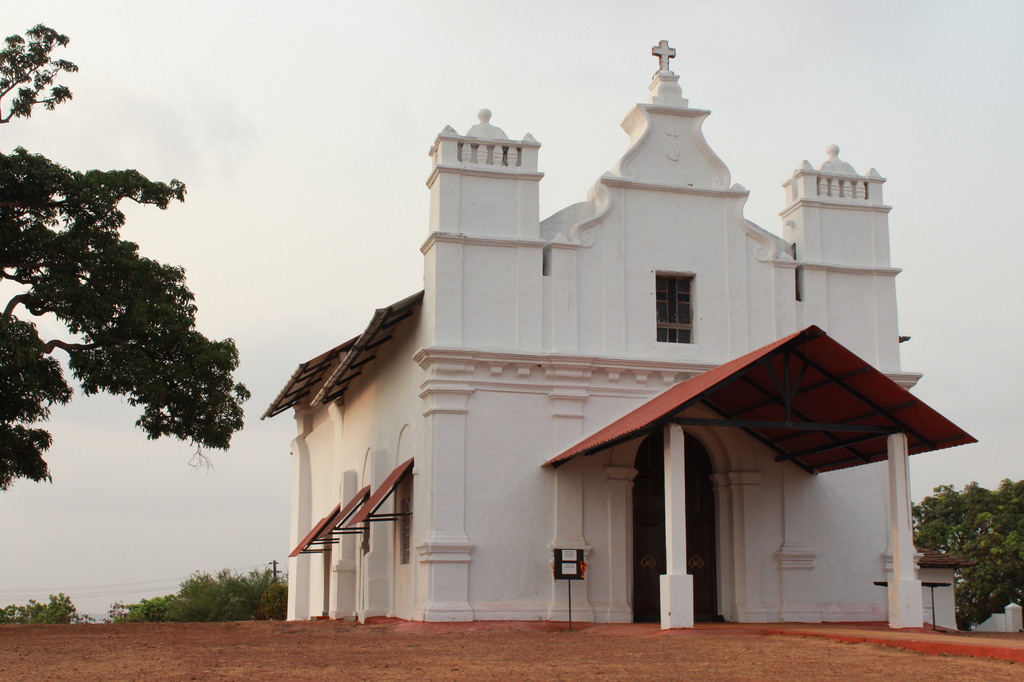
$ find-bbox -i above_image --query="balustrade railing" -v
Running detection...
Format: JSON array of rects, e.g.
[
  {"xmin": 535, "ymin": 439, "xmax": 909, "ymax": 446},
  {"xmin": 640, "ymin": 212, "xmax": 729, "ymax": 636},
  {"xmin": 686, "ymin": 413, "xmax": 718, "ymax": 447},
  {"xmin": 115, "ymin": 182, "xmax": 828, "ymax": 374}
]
[
  {"xmin": 816, "ymin": 175, "xmax": 869, "ymax": 200},
  {"xmin": 457, "ymin": 140, "xmax": 522, "ymax": 168}
]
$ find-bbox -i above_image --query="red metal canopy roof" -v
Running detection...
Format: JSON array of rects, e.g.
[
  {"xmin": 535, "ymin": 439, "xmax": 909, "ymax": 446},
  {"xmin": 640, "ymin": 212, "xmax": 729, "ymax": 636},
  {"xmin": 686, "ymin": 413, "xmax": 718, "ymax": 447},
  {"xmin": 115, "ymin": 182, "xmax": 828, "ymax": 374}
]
[
  {"xmin": 288, "ymin": 485, "xmax": 371, "ymax": 557},
  {"xmin": 345, "ymin": 458, "xmax": 415, "ymax": 528},
  {"xmin": 546, "ymin": 326, "xmax": 975, "ymax": 474}
]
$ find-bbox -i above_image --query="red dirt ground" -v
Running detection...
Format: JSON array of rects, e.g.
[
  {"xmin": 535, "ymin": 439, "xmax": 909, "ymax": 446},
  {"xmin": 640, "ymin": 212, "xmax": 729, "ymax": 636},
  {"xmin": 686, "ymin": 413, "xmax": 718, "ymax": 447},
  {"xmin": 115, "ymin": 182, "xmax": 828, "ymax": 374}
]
[{"xmin": 1, "ymin": 619, "xmax": 1021, "ymax": 681}]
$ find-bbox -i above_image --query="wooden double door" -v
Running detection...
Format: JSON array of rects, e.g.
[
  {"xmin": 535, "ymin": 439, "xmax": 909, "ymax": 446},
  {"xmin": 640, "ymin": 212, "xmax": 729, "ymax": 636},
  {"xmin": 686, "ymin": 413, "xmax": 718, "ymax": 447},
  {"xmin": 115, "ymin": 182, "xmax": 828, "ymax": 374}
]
[{"xmin": 632, "ymin": 429, "xmax": 719, "ymax": 622}]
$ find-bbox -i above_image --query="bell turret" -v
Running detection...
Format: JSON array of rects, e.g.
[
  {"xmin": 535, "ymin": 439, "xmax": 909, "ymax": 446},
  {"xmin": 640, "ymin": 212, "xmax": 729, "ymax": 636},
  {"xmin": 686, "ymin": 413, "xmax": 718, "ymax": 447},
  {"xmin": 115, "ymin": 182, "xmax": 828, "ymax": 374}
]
[
  {"xmin": 781, "ymin": 146, "xmax": 902, "ymax": 371},
  {"xmin": 421, "ymin": 110, "xmax": 545, "ymax": 350}
]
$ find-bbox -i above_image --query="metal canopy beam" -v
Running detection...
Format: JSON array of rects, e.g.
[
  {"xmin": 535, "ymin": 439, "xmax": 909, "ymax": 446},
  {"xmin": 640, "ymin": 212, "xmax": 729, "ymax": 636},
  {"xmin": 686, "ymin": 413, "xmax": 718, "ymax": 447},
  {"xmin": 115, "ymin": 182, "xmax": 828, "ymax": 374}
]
[
  {"xmin": 731, "ymin": 373, "xmax": 873, "ymax": 465},
  {"xmin": 669, "ymin": 417, "xmax": 894, "ymax": 433},
  {"xmin": 789, "ymin": 348, "xmax": 937, "ymax": 449},
  {"xmin": 773, "ymin": 431, "xmax": 889, "ymax": 463},
  {"xmin": 679, "ymin": 403, "xmax": 818, "ymax": 475}
]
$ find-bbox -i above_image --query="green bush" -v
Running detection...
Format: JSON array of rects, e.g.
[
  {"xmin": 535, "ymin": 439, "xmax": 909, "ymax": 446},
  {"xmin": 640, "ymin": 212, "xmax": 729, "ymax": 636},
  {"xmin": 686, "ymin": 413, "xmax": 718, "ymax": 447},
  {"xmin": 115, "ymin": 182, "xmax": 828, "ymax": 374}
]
[
  {"xmin": 109, "ymin": 595, "xmax": 176, "ymax": 623},
  {"xmin": 0, "ymin": 593, "xmax": 93, "ymax": 624},
  {"xmin": 258, "ymin": 583, "xmax": 288, "ymax": 620},
  {"xmin": 165, "ymin": 568, "xmax": 282, "ymax": 622}
]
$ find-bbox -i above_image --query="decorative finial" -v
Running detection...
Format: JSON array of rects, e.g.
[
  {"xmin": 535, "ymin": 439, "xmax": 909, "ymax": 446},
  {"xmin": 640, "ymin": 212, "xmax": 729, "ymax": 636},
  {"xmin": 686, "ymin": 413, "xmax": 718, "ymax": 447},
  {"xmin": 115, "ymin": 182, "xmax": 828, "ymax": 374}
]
[
  {"xmin": 819, "ymin": 144, "xmax": 858, "ymax": 176},
  {"xmin": 465, "ymin": 108, "xmax": 508, "ymax": 140},
  {"xmin": 652, "ymin": 40, "xmax": 676, "ymax": 74}
]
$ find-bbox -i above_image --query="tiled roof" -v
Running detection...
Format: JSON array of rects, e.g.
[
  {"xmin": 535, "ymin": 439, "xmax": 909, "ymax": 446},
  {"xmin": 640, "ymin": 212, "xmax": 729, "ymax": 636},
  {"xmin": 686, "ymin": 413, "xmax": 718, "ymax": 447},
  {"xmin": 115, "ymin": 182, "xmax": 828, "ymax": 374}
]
[{"xmin": 917, "ymin": 547, "xmax": 976, "ymax": 569}]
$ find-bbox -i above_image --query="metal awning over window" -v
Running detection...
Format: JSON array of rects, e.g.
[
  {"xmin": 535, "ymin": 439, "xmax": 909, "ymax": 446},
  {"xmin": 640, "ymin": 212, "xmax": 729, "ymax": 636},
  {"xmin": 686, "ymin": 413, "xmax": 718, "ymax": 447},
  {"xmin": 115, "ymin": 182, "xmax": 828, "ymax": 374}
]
[
  {"xmin": 344, "ymin": 458, "xmax": 414, "ymax": 529},
  {"xmin": 546, "ymin": 325, "xmax": 975, "ymax": 474},
  {"xmin": 289, "ymin": 485, "xmax": 371, "ymax": 557}
]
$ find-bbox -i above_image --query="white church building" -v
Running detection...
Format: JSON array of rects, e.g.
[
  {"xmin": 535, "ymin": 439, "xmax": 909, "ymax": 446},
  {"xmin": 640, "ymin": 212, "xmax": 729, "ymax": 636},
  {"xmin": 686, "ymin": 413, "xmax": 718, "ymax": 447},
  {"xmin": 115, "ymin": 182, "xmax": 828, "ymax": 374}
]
[{"xmin": 264, "ymin": 43, "xmax": 974, "ymax": 629}]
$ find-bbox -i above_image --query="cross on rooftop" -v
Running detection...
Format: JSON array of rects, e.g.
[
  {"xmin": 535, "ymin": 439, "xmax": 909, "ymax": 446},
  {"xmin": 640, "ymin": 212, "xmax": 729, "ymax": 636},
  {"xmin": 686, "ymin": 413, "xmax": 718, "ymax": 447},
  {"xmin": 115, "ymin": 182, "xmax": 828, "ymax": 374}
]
[{"xmin": 652, "ymin": 40, "xmax": 676, "ymax": 73}]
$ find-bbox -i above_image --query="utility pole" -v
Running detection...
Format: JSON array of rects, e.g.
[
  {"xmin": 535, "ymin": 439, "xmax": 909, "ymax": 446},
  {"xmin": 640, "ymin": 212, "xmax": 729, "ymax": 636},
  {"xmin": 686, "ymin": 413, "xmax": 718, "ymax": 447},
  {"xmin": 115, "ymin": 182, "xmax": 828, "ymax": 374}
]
[{"xmin": 270, "ymin": 560, "xmax": 280, "ymax": 580}]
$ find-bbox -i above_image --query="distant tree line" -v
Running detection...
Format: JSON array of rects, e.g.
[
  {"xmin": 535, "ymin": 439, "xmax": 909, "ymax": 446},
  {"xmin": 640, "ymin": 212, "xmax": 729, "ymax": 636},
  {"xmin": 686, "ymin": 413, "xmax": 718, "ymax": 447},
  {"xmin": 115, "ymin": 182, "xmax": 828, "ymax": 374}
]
[
  {"xmin": 0, "ymin": 593, "xmax": 93, "ymax": 624},
  {"xmin": 108, "ymin": 568, "xmax": 287, "ymax": 623},
  {"xmin": 0, "ymin": 568, "xmax": 287, "ymax": 624}
]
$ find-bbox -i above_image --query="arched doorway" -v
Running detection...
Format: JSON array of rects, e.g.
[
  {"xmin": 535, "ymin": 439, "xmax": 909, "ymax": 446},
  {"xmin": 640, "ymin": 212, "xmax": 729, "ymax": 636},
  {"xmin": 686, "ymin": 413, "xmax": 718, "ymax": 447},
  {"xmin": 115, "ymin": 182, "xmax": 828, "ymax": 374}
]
[{"xmin": 632, "ymin": 429, "xmax": 719, "ymax": 622}]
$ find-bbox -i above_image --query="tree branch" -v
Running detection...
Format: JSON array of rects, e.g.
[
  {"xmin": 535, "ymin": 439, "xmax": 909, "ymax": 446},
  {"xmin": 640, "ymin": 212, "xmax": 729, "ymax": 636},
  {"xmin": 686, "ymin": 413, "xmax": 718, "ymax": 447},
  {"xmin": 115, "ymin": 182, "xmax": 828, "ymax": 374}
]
[
  {"xmin": 4, "ymin": 293, "xmax": 29, "ymax": 318},
  {"xmin": 1, "ymin": 261, "xmax": 61, "ymax": 271},
  {"xmin": 42, "ymin": 338, "xmax": 101, "ymax": 355},
  {"xmin": 3, "ymin": 294, "xmax": 54, "ymax": 318},
  {"xmin": 1, "ymin": 271, "xmax": 33, "ymax": 285},
  {"xmin": 0, "ymin": 200, "xmax": 66, "ymax": 208}
]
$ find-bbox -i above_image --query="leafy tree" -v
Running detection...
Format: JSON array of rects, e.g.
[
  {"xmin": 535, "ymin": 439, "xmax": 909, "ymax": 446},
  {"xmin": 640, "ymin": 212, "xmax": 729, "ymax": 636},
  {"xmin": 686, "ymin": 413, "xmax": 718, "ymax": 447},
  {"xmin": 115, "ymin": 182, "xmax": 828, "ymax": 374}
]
[
  {"xmin": 914, "ymin": 479, "xmax": 1024, "ymax": 629},
  {"xmin": 0, "ymin": 593, "xmax": 93, "ymax": 623},
  {"xmin": 0, "ymin": 24, "xmax": 78, "ymax": 123},
  {"xmin": 0, "ymin": 25, "xmax": 249, "ymax": 489}
]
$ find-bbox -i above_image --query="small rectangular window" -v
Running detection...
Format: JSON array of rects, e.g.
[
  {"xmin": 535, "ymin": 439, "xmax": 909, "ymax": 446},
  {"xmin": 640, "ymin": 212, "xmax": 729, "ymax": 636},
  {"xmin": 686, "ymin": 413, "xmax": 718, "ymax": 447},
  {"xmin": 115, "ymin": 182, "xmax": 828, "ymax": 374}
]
[
  {"xmin": 792, "ymin": 244, "xmax": 803, "ymax": 302},
  {"xmin": 656, "ymin": 275, "xmax": 693, "ymax": 343},
  {"xmin": 399, "ymin": 497, "xmax": 412, "ymax": 565}
]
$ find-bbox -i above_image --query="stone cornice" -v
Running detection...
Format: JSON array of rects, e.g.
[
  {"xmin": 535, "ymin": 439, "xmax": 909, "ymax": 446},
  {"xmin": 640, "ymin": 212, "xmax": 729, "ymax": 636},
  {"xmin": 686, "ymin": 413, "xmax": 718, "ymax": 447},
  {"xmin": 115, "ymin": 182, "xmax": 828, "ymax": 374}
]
[
  {"xmin": 638, "ymin": 103, "xmax": 712, "ymax": 118},
  {"xmin": 884, "ymin": 372, "xmax": 923, "ymax": 390},
  {"xmin": 420, "ymin": 232, "xmax": 546, "ymax": 254},
  {"xmin": 605, "ymin": 465, "xmax": 638, "ymax": 481},
  {"xmin": 601, "ymin": 175, "xmax": 749, "ymax": 198},
  {"xmin": 413, "ymin": 346, "xmax": 717, "ymax": 398},
  {"xmin": 417, "ymin": 537, "xmax": 474, "ymax": 564},
  {"xmin": 779, "ymin": 198, "xmax": 892, "ymax": 217},
  {"xmin": 800, "ymin": 261, "xmax": 902, "ymax": 277},
  {"xmin": 411, "ymin": 346, "xmax": 921, "ymax": 398},
  {"xmin": 426, "ymin": 163, "xmax": 544, "ymax": 188},
  {"xmin": 415, "ymin": 346, "xmax": 716, "ymax": 376},
  {"xmin": 776, "ymin": 543, "xmax": 817, "ymax": 570}
]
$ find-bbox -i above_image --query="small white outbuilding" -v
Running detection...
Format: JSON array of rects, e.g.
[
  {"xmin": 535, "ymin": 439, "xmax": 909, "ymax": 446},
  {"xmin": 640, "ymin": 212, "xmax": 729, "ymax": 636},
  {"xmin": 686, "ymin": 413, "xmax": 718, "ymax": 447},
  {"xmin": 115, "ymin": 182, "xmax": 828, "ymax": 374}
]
[{"xmin": 265, "ymin": 42, "xmax": 974, "ymax": 629}]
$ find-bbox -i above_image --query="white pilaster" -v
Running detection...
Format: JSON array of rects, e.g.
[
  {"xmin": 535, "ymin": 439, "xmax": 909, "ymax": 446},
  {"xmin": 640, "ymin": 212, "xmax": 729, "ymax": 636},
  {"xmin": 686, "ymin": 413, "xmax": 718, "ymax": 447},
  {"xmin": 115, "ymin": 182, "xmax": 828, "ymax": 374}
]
[
  {"xmin": 548, "ymin": 239, "xmax": 579, "ymax": 352},
  {"xmin": 359, "ymin": 450, "xmax": 392, "ymax": 621},
  {"xmin": 887, "ymin": 432, "xmax": 923, "ymax": 628},
  {"xmin": 712, "ymin": 470, "xmax": 763, "ymax": 622},
  {"xmin": 777, "ymin": 465, "xmax": 820, "ymax": 622},
  {"xmin": 547, "ymin": 389, "xmax": 593, "ymax": 622},
  {"xmin": 287, "ymin": 412, "xmax": 313, "ymax": 621},
  {"xmin": 331, "ymin": 469, "xmax": 359, "ymax": 619},
  {"xmin": 602, "ymin": 465, "xmax": 637, "ymax": 622},
  {"xmin": 417, "ymin": 375, "xmax": 474, "ymax": 621},
  {"xmin": 661, "ymin": 423, "xmax": 694, "ymax": 629}
]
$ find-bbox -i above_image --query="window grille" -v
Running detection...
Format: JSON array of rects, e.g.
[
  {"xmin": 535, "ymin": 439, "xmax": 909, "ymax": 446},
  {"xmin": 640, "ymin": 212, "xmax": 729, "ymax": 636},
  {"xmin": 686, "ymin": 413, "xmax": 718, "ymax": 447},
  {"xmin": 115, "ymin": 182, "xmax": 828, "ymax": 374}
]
[{"xmin": 656, "ymin": 275, "xmax": 693, "ymax": 343}]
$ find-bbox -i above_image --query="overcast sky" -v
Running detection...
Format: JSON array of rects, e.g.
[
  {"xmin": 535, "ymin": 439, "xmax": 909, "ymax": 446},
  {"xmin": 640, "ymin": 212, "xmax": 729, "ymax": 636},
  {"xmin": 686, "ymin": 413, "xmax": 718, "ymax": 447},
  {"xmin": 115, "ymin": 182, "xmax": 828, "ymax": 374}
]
[{"xmin": 2, "ymin": 0, "xmax": 1022, "ymax": 616}]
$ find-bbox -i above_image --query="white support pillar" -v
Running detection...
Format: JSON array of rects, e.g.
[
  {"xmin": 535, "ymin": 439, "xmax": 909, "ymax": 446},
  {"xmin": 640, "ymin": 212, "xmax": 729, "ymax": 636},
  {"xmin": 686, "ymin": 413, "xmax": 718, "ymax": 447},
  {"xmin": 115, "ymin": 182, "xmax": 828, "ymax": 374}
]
[
  {"xmin": 887, "ymin": 432, "xmax": 923, "ymax": 628},
  {"xmin": 661, "ymin": 423, "xmax": 694, "ymax": 629}
]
